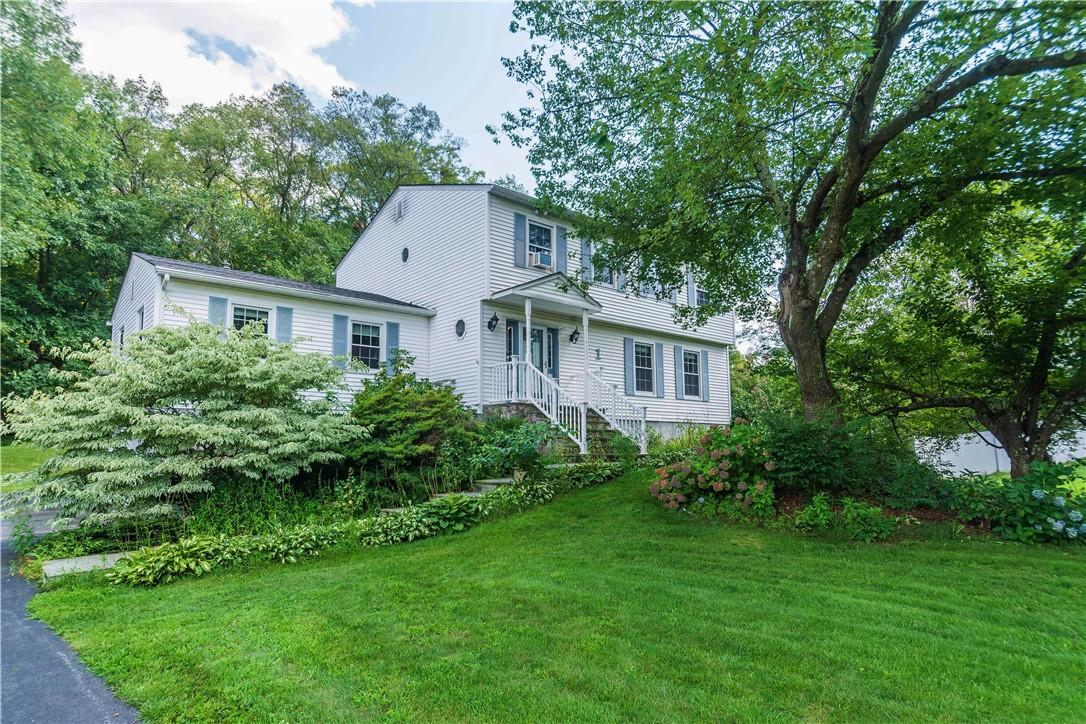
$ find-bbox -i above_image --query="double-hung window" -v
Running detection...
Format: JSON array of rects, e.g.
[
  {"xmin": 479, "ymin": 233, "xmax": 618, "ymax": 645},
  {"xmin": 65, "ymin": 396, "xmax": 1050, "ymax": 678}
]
[
  {"xmin": 528, "ymin": 222, "xmax": 553, "ymax": 268},
  {"xmin": 696, "ymin": 288, "xmax": 709, "ymax": 306},
  {"xmin": 232, "ymin": 306, "xmax": 269, "ymax": 333},
  {"xmin": 595, "ymin": 266, "xmax": 614, "ymax": 286},
  {"xmin": 683, "ymin": 350, "xmax": 701, "ymax": 397},
  {"xmin": 634, "ymin": 342, "xmax": 654, "ymax": 393},
  {"xmin": 351, "ymin": 322, "xmax": 381, "ymax": 369}
]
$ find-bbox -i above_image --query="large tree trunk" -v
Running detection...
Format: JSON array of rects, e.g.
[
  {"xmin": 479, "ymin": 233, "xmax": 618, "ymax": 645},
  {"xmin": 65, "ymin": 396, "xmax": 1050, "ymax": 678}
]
[
  {"xmin": 984, "ymin": 414, "xmax": 1051, "ymax": 478},
  {"xmin": 778, "ymin": 268, "xmax": 841, "ymax": 421}
]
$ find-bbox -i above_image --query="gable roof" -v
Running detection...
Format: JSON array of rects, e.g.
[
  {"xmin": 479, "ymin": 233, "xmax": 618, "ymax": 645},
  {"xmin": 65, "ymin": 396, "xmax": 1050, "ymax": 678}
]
[
  {"xmin": 134, "ymin": 253, "xmax": 432, "ymax": 314},
  {"xmin": 490, "ymin": 271, "xmax": 603, "ymax": 314}
]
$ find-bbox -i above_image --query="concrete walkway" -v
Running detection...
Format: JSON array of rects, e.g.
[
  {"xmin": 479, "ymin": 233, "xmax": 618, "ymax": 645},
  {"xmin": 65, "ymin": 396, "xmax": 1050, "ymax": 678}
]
[{"xmin": 1, "ymin": 512, "xmax": 140, "ymax": 723}]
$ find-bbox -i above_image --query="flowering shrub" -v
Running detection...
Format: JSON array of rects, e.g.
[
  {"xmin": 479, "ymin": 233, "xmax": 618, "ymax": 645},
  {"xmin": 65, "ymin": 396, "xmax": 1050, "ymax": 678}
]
[
  {"xmin": 649, "ymin": 420, "xmax": 776, "ymax": 519},
  {"xmin": 949, "ymin": 461, "xmax": 1084, "ymax": 544}
]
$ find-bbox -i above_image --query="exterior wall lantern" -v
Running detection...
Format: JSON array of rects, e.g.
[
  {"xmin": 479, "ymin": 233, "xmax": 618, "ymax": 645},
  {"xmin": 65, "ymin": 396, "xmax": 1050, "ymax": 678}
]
[
  {"xmin": 569, "ymin": 327, "xmax": 581, "ymax": 344},
  {"xmin": 487, "ymin": 313, "xmax": 500, "ymax": 332}
]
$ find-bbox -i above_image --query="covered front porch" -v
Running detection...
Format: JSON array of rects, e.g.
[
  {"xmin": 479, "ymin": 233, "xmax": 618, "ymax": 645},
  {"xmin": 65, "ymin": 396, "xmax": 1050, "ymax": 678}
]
[{"xmin": 481, "ymin": 273, "xmax": 647, "ymax": 453}]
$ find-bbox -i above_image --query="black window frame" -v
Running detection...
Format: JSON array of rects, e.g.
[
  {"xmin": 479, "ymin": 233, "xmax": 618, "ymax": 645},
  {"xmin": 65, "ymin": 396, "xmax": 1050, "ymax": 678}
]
[
  {"xmin": 634, "ymin": 341, "xmax": 654, "ymax": 393},
  {"xmin": 683, "ymin": 350, "xmax": 701, "ymax": 397},
  {"xmin": 351, "ymin": 321, "xmax": 382, "ymax": 370},
  {"xmin": 232, "ymin": 305, "xmax": 269, "ymax": 334}
]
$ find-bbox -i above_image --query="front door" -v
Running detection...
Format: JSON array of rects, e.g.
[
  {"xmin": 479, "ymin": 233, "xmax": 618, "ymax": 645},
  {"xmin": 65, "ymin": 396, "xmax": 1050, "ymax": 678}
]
[
  {"xmin": 506, "ymin": 322, "xmax": 554, "ymax": 378},
  {"xmin": 530, "ymin": 327, "xmax": 547, "ymax": 372}
]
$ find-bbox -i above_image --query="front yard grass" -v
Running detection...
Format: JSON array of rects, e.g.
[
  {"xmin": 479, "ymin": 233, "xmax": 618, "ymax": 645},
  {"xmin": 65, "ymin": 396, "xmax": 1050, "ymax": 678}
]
[
  {"xmin": 29, "ymin": 470, "xmax": 1084, "ymax": 722},
  {"xmin": 1, "ymin": 441, "xmax": 53, "ymax": 491}
]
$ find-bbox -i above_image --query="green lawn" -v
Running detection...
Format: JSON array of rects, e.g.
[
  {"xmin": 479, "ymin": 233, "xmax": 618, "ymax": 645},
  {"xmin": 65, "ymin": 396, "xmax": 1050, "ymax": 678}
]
[
  {"xmin": 0, "ymin": 442, "xmax": 53, "ymax": 491},
  {"xmin": 30, "ymin": 472, "xmax": 1084, "ymax": 722}
]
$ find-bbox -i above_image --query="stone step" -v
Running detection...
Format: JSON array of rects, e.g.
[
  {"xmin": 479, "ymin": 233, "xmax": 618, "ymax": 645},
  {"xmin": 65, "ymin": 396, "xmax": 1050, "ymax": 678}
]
[
  {"xmin": 379, "ymin": 507, "xmax": 406, "ymax": 515},
  {"xmin": 429, "ymin": 490, "xmax": 486, "ymax": 500},
  {"xmin": 41, "ymin": 551, "xmax": 132, "ymax": 581},
  {"xmin": 476, "ymin": 477, "xmax": 516, "ymax": 486}
]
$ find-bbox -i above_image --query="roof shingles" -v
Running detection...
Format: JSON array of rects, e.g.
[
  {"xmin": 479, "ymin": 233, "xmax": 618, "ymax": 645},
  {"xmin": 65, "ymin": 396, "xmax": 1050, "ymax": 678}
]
[{"xmin": 134, "ymin": 253, "xmax": 427, "ymax": 311}]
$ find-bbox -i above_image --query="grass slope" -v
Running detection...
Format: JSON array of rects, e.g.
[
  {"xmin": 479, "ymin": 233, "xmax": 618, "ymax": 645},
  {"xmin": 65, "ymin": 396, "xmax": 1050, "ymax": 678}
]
[{"xmin": 30, "ymin": 472, "xmax": 1084, "ymax": 722}]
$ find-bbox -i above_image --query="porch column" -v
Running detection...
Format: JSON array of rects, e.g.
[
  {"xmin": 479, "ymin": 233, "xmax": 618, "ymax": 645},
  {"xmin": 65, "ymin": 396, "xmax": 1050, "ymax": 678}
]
[
  {"xmin": 523, "ymin": 298, "xmax": 532, "ymax": 364},
  {"xmin": 582, "ymin": 309, "xmax": 590, "ymax": 403}
]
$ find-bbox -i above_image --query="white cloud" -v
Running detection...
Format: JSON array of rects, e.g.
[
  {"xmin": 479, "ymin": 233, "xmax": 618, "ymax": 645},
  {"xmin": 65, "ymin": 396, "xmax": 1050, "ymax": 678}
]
[{"xmin": 68, "ymin": 1, "xmax": 360, "ymax": 107}]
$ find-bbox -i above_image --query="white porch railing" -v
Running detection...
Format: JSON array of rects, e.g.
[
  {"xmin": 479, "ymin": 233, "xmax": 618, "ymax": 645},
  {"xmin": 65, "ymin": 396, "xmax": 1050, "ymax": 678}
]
[
  {"xmin": 486, "ymin": 361, "xmax": 587, "ymax": 453},
  {"xmin": 586, "ymin": 371, "xmax": 648, "ymax": 454}
]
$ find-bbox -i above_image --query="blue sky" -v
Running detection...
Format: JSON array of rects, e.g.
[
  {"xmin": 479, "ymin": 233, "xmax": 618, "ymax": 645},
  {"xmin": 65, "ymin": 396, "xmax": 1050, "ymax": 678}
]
[{"xmin": 68, "ymin": 1, "xmax": 536, "ymax": 187}]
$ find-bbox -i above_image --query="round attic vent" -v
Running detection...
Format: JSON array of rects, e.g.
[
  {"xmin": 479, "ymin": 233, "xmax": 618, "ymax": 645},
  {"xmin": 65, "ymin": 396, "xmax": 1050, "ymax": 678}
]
[
  {"xmin": 401, "ymin": 247, "xmax": 409, "ymax": 263},
  {"xmin": 455, "ymin": 319, "xmax": 466, "ymax": 338}
]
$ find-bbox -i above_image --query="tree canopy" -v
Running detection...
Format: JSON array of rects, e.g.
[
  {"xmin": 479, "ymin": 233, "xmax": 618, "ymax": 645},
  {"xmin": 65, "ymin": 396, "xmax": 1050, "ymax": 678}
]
[
  {"xmin": 1, "ymin": 0, "xmax": 479, "ymax": 399},
  {"xmin": 496, "ymin": 0, "xmax": 1086, "ymax": 418}
]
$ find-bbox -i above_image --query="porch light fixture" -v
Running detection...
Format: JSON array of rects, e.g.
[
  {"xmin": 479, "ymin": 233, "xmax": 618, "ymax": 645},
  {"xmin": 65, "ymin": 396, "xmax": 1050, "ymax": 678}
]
[
  {"xmin": 569, "ymin": 327, "xmax": 581, "ymax": 344},
  {"xmin": 487, "ymin": 313, "xmax": 500, "ymax": 332}
]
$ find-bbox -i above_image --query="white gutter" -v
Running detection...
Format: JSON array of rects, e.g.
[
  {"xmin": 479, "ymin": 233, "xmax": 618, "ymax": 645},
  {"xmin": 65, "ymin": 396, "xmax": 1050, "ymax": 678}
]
[{"xmin": 154, "ymin": 267, "xmax": 436, "ymax": 317}]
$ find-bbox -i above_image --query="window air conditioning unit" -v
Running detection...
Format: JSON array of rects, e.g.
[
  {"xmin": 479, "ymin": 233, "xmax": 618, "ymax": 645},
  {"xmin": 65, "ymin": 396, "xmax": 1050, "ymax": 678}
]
[{"xmin": 528, "ymin": 251, "xmax": 550, "ymax": 269}]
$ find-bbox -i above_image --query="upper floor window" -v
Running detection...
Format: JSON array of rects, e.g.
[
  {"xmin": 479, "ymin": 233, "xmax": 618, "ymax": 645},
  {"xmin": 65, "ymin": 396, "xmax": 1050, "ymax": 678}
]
[
  {"xmin": 136, "ymin": 306, "xmax": 145, "ymax": 330},
  {"xmin": 696, "ymin": 288, "xmax": 709, "ymax": 306},
  {"xmin": 634, "ymin": 342, "xmax": 654, "ymax": 393},
  {"xmin": 351, "ymin": 322, "xmax": 381, "ymax": 369},
  {"xmin": 528, "ymin": 222, "xmax": 552, "ymax": 268},
  {"xmin": 594, "ymin": 266, "xmax": 614, "ymax": 286},
  {"xmin": 683, "ymin": 350, "xmax": 701, "ymax": 397},
  {"xmin": 233, "ymin": 306, "xmax": 269, "ymax": 334}
]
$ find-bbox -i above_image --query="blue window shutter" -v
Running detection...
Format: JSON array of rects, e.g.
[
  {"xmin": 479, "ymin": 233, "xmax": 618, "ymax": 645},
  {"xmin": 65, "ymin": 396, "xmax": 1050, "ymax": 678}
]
[
  {"xmin": 623, "ymin": 337, "xmax": 635, "ymax": 395},
  {"xmin": 674, "ymin": 345, "xmax": 685, "ymax": 400},
  {"xmin": 670, "ymin": 288, "xmax": 678, "ymax": 304},
  {"xmin": 555, "ymin": 226, "xmax": 568, "ymax": 274},
  {"xmin": 513, "ymin": 213, "xmax": 527, "ymax": 268},
  {"xmin": 508, "ymin": 321, "xmax": 521, "ymax": 360},
  {"xmin": 547, "ymin": 327, "xmax": 559, "ymax": 377},
  {"xmin": 384, "ymin": 321, "xmax": 400, "ymax": 372},
  {"xmin": 687, "ymin": 270, "xmax": 697, "ymax": 306},
  {"xmin": 275, "ymin": 306, "xmax": 293, "ymax": 343},
  {"xmin": 332, "ymin": 314, "xmax": 348, "ymax": 369},
  {"xmin": 580, "ymin": 239, "xmax": 593, "ymax": 282},
  {"xmin": 700, "ymin": 349, "xmax": 710, "ymax": 401},
  {"xmin": 654, "ymin": 342, "xmax": 665, "ymax": 398},
  {"xmin": 616, "ymin": 271, "xmax": 627, "ymax": 292},
  {"xmin": 208, "ymin": 296, "xmax": 228, "ymax": 328}
]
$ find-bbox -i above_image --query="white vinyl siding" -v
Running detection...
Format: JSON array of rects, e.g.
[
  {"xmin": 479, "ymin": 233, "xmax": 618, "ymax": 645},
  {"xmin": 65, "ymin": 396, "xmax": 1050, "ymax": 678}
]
[
  {"xmin": 159, "ymin": 278, "xmax": 429, "ymax": 403},
  {"xmin": 488, "ymin": 195, "xmax": 736, "ymax": 346},
  {"xmin": 111, "ymin": 255, "xmax": 159, "ymax": 346},
  {"xmin": 335, "ymin": 186, "xmax": 487, "ymax": 407}
]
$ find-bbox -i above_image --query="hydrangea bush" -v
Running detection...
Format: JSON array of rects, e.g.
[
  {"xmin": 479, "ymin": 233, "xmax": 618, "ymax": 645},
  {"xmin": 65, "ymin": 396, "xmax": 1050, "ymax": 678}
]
[
  {"xmin": 649, "ymin": 419, "xmax": 776, "ymax": 519},
  {"xmin": 950, "ymin": 461, "xmax": 1084, "ymax": 544}
]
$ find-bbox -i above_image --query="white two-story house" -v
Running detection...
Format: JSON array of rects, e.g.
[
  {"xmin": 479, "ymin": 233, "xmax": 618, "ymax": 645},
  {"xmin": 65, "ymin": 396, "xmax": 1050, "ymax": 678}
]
[{"xmin": 111, "ymin": 184, "xmax": 735, "ymax": 453}]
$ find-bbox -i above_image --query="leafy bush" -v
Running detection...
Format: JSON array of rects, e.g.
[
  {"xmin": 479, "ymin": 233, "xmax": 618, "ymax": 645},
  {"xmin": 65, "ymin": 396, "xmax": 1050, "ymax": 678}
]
[
  {"xmin": 349, "ymin": 351, "xmax": 477, "ymax": 474},
  {"xmin": 5, "ymin": 322, "xmax": 367, "ymax": 527},
  {"xmin": 650, "ymin": 420, "xmax": 776, "ymax": 517},
  {"xmin": 183, "ymin": 482, "xmax": 340, "ymax": 536},
  {"xmin": 950, "ymin": 461, "xmax": 1084, "ymax": 544},
  {"xmin": 763, "ymin": 415, "xmax": 946, "ymax": 507},
  {"xmin": 793, "ymin": 493, "xmax": 897, "ymax": 542},
  {"xmin": 793, "ymin": 493, "xmax": 834, "ymax": 532},
  {"xmin": 357, "ymin": 507, "xmax": 435, "ymax": 546},
  {"xmin": 838, "ymin": 498, "xmax": 897, "ymax": 542},
  {"xmin": 470, "ymin": 419, "xmax": 556, "ymax": 478}
]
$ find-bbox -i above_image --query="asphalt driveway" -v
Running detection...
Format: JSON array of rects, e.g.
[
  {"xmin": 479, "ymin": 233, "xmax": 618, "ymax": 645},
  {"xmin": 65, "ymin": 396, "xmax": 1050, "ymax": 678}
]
[{"xmin": 1, "ymin": 512, "xmax": 140, "ymax": 723}]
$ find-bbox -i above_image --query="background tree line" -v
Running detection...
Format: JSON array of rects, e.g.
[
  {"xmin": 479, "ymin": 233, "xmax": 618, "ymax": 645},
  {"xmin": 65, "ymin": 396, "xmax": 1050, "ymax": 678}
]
[{"xmin": 1, "ymin": 0, "xmax": 480, "ymax": 399}]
